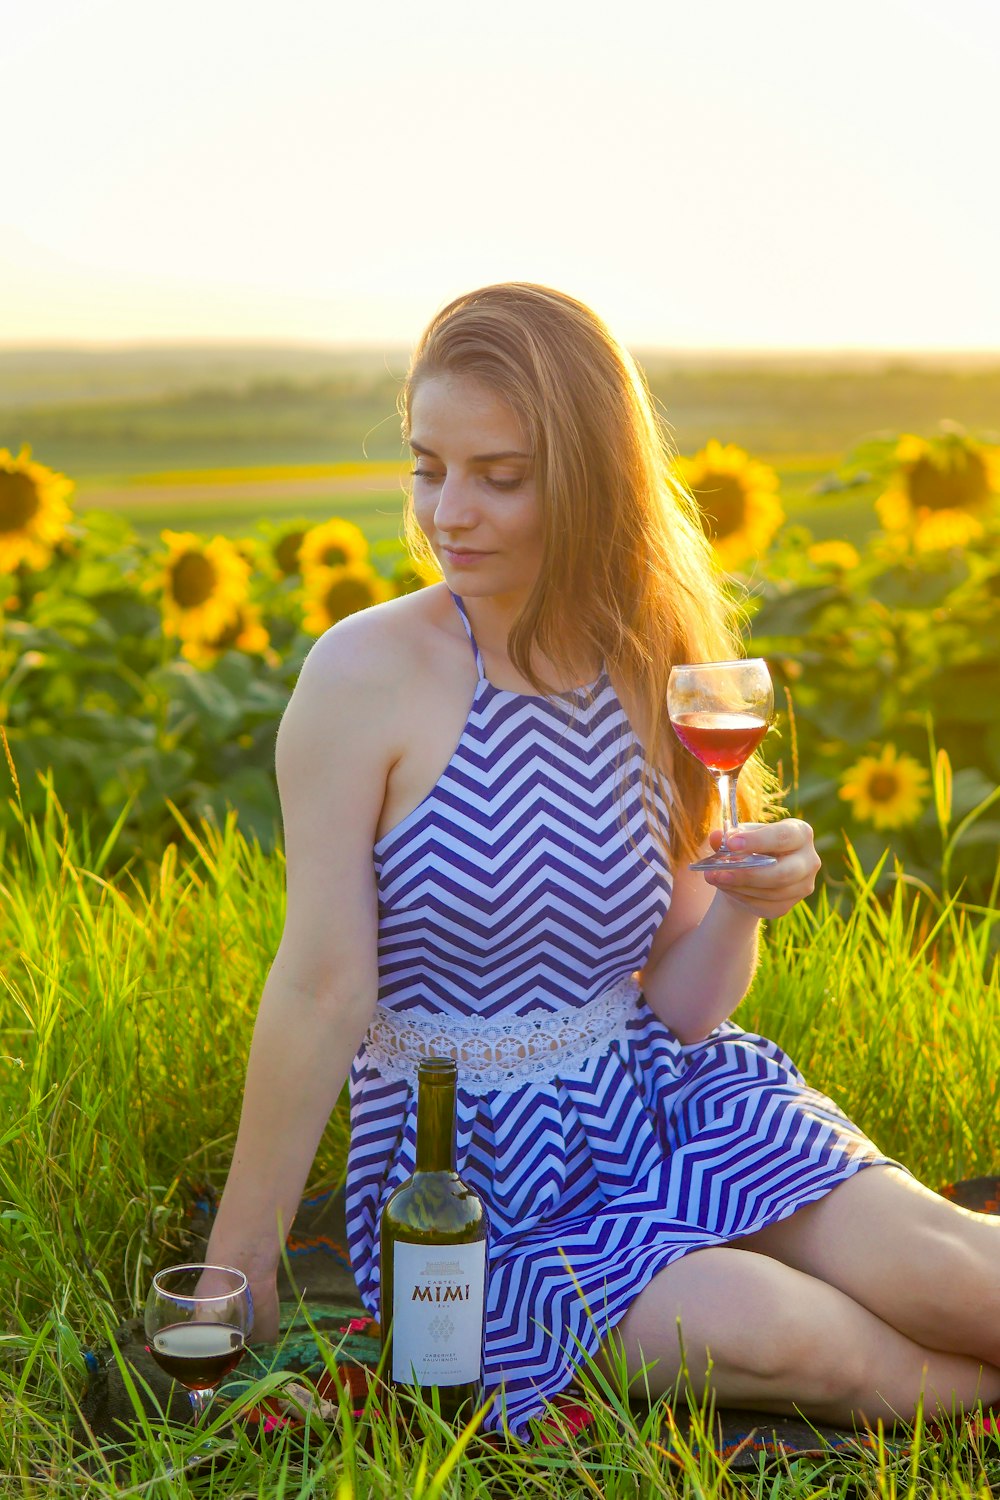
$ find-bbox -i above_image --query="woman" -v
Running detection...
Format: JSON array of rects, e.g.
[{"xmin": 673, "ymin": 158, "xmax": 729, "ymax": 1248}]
[{"xmin": 206, "ymin": 283, "xmax": 1000, "ymax": 1440}]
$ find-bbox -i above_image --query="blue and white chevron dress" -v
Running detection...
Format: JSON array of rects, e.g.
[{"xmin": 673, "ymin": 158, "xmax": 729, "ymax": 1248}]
[{"xmin": 346, "ymin": 592, "xmax": 899, "ymax": 1439}]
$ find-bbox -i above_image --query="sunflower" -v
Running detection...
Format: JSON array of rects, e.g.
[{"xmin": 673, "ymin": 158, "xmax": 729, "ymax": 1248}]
[
  {"xmin": 807, "ymin": 540, "xmax": 860, "ymax": 572},
  {"xmin": 676, "ymin": 440, "xmax": 784, "ymax": 568},
  {"xmin": 180, "ymin": 601, "xmax": 271, "ymax": 668},
  {"xmin": 271, "ymin": 526, "xmax": 308, "ymax": 577},
  {"xmin": 301, "ymin": 564, "xmax": 393, "ymax": 636},
  {"xmin": 875, "ymin": 429, "xmax": 1000, "ymax": 551},
  {"xmin": 0, "ymin": 447, "xmax": 74, "ymax": 573},
  {"xmin": 298, "ymin": 518, "xmax": 370, "ymax": 576},
  {"xmin": 838, "ymin": 744, "xmax": 930, "ymax": 830},
  {"xmin": 144, "ymin": 530, "xmax": 251, "ymax": 641}
]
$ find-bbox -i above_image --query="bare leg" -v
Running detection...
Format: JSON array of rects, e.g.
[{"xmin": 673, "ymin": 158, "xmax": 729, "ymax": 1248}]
[
  {"xmin": 594, "ymin": 1245, "xmax": 1000, "ymax": 1427},
  {"xmin": 732, "ymin": 1164, "xmax": 1000, "ymax": 1365}
]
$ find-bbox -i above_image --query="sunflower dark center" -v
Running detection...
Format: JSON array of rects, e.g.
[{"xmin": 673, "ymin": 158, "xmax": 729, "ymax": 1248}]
[
  {"xmin": 0, "ymin": 471, "xmax": 41, "ymax": 533},
  {"xmin": 907, "ymin": 450, "xmax": 989, "ymax": 512},
  {"xmin": 321, "ymin": 544, "xmax": 350, "ymax": 567},
  {"xmin": 273, "ymin": 530, "xmax": 305, "ymax": 576},
  {"xmin": 170, "ymin": 551, "xmax": 218, "ymax": 608},
  {"xmin": 694, "ymin": 475, "xmax": 748, "ymax": 540},
  {"xmin": 324, "ymin": 575, "xmax": 374, "ymax": 620},
  {"xmin": 208, "ymin": 611, "xmax": 244, "ymax": 649},
  {"xmin": 867, "ymin": 771, "xmax": 901, "ymax": 803}
]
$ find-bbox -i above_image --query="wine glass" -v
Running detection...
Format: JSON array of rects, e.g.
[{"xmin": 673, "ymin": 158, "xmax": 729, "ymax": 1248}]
[
  {"xmin": 667, "ymin": 659, "xmax": 777, "ymax": 872},
  {"xmin": 144, "ymin": 1264, "xmax": 253, "ymax": 1431}
]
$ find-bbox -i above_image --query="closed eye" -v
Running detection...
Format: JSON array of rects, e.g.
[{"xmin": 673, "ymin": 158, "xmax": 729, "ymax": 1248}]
[{"xmin": 411, "ymin": 469, "xmax": 522, "ymax": 492}]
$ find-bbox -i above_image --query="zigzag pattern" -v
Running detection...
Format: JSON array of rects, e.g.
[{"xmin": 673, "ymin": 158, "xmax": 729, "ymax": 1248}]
[
  {"xmin": 346, "ymin": 593, "xmax": 898, "ymax": 1441},
  {"xmin": 371, "ymin": 597, "xmax": 671, "ymax": 1020}
]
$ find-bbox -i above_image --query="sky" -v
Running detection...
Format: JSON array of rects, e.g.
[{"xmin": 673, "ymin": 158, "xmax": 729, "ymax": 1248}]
[{"xmin": 2, "ymin": 0, "xmax": 999, "ymax": 351}]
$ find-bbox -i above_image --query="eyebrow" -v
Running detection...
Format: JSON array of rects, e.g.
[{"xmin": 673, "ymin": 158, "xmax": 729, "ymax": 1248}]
[{"xmin": 409, "ymin": 441, "xmax": 531, "ymax": 462}]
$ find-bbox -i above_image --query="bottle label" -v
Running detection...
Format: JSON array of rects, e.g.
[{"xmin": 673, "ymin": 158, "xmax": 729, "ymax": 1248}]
[{"xmin": 392, "ymin": 1239, "xmax": 486, "ymax": 1386}]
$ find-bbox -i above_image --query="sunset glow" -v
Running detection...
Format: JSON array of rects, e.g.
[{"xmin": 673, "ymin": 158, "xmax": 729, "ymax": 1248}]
[{"xmin": 3, "ymin": 0, "xmax": 998, "ymax": 350}]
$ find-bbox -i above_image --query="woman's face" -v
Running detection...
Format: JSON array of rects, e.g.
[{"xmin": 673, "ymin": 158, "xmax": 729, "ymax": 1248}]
[{"xmin": 409, "ymin": 372, "xmax": 544, "ymax": 607}]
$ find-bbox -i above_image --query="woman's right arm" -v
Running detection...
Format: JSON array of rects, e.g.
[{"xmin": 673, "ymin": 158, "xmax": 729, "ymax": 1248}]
[{"xmin": 203, "ymin": 615, "xmax": 400, "ymax": 1339}]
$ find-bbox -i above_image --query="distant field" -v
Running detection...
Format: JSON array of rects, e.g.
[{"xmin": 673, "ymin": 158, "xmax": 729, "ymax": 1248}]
[
  {"xmin": 72, "ymin": 454, "xmax": 878, "ymax": 549},
  {"xmin": 9, "ymin": 349, "xmax": 996, "ymax": 553},
  {"xmin": 76, "ymin": 464, "xmax": 410, "ymax": 551},
  {"xmin": 6, "ymin": 354, "xmax": 1000, "ymax": 478}
]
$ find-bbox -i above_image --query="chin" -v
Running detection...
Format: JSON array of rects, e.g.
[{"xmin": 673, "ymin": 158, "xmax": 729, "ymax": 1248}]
[{"xmin": 443, "ymin": 570, "xmax": 511, "ymax": 595}]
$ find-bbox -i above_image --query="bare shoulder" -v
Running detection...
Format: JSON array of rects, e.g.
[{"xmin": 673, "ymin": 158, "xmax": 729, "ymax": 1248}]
[
  {"xmin": 275, "ymin": 584, "xmax": 470, "ymax": 798},
  {"xmin": 284, "ymin": 586, "xmax": 454, "ymax": 738},
  {"xmin": 291, "ymin": 589, "xmax": 433, "ymax": 695},
  {"xmin": 293, "ymin": 582, "xmax": 452, "ymax": 693}
]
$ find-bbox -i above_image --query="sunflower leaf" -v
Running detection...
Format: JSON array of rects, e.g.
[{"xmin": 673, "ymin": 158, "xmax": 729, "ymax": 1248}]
[
  {"xmin": 749, "ymin": 584, "xmax": 840, "ymax": 638},
  {"xmin": 946, "ymin": 767, "xmax": 1000, "ymax": 820},
  {"xmin": 148, "ymin": 662, "xmax": 242, "ymax": 743},
  {"xmin": 805, "ymin": 693, "xmax": 886, "ymax": 744},
  {"xmin": 867, "ymin": 558, "xmax": 969, "ymax": 610},
  {"xmin": 930, "ymin": 663, "xmax": 1000, "ymax": 726}
]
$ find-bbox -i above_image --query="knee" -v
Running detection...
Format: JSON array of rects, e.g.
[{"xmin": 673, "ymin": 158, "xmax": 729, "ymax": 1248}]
[
  {"xmin": 905, "ymin": 1222, "xmax": 1000, "ymax": 1354},
  {"xmin": 708, "ymin": 1293, "xmax": 869, "ymax": 1407}
]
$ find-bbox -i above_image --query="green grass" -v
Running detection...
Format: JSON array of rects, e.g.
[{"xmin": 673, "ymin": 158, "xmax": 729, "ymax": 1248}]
[{"xmin": 1, "ymin": 784, "xmax": 998, "ymax": 1495}]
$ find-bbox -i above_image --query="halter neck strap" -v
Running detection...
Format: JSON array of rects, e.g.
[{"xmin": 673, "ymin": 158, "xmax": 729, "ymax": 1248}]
[{"xmin": 449, "ymin": 592, "xmax": 485, "ymax": 681}]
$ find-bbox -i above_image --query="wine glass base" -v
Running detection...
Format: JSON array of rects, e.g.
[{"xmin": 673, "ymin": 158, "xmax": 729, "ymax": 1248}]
[
  {"xmin": 158, "ymin": 1439, "xmax": 234, "ymax": 1484},
  {"xmin": 689, "ymin": 852, "xmax": 778, "ymax": 871}
]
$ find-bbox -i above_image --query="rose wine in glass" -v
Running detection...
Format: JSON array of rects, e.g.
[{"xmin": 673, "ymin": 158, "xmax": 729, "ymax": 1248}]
[
  {"xmin": 667, "ymin": 659, "xmax": 777, "ymax": 871},
  {"xmin": 145, "ymin": 1264, "xmax": 252, "ymax": 1430}
]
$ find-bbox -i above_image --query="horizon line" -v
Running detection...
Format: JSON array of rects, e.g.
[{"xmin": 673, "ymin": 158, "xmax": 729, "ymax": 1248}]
[{"xmin": 1, "ymin": 337, "xmax": 999, "ymax": 359}]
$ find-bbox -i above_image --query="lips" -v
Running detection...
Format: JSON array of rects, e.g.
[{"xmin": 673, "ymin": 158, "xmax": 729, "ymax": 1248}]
[{"xmin": 440, "ymin": 545, "xmax": 491, "ymax": 564}]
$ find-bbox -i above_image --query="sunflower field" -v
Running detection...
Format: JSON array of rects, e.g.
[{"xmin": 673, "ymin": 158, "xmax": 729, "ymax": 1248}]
[{"xmin": 1, "ymin": 423, "xmax": 999, "ymax": 908}]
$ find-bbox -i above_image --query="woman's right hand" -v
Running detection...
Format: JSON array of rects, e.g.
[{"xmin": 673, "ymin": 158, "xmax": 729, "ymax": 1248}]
[
  {"xmin": 195, "ymin": 1257, "xmax": 280, "ymax": 1342},
  {"xmin": 246, "ymin": 1267, "xmax": 280, "ymax": 1343}
]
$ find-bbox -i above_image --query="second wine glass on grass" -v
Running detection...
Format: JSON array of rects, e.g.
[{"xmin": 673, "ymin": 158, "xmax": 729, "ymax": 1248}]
[{"xmin": 667, "ymin": 658, "xmax": 776, "ymax": 872}]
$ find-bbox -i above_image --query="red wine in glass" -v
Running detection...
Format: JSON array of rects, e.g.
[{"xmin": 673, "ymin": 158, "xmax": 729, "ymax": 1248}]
[
  {"xmin": 667, "ymin": 660, "xmax": 777, "ymax": 871},
  {"xmin": 145, "ymin": 1264, "xmax": 252, "ymax": 1430},
  {"xmin": 670, "ymin": 712, "xmax": 769, "ymax": 774},
  {"xmin": 150, "ymin": 1322, "xmax": 246, "ymax": 1389}
]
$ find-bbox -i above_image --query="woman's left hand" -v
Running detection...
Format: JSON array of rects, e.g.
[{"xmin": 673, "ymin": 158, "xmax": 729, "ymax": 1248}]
[{"xmin": 702, "ymin": 818, "xmax": 821, "ymax": 919}]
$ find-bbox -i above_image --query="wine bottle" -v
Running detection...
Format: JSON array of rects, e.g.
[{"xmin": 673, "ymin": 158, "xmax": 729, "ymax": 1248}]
[{"xmin": 379, "ymin": 1057, "xmax": 489, "ymax": 1420}]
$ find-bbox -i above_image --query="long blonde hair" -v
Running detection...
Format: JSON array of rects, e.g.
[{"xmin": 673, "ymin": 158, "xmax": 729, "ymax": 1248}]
[{"xmin": 401, "ymin": 282, "xmax": 778, "ymax": 866}]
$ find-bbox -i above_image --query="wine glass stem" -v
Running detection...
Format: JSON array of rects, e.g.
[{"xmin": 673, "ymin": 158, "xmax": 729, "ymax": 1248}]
[
  {"xmin": 188, "ymin": 1386, "xmax": 214, "ymax": 1426},
  {"xmin": 714, "ymin": 771, "xmax": 740, "ymax": 852}
]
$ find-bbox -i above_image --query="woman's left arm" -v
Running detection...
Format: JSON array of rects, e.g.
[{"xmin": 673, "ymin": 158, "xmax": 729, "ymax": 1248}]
[{"xmin": 638, "ymin": 819, "xmax": 821, "ymax": 1046}]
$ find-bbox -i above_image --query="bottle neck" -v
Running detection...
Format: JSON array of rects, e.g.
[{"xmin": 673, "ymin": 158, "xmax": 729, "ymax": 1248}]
[{"xmin": 415, "ymin": 1072, "xmax": 457, "ymax": 1172}]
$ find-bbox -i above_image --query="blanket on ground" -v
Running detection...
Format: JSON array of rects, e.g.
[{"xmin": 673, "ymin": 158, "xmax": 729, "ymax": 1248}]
[{"xmin": 78, "ymin": 1175, "xmax": 1000, "ymax": 1470}]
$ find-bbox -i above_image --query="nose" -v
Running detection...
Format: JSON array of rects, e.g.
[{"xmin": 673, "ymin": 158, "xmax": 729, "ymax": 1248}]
[{"xmin": 433, "ymin": 472, "xmax": 478, "ymax": 534}]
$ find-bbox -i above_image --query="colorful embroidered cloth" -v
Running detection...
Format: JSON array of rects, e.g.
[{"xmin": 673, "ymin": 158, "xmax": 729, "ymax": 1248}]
[{"xmin": 78, "ymin": 1174, "xmax": 1000, "ymax": 1468}]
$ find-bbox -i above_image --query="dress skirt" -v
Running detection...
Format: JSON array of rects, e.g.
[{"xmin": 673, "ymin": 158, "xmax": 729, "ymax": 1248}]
[{"xmin": 346, "ymin": 982, "xmax": 905, "ymax": 1440}]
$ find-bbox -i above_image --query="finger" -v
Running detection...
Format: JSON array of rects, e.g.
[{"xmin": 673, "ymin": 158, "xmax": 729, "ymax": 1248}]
[
  {"xmin": 704, "ymin": 861, "xmax": 821, "ymax": 905},
  {"xmin": 710, "ymin": 827, "xmax": 820, "ymax": 884},
  {"xmin": 710, "ymin": 819, "xmax": 814, "ymax": 856},
  {"xmin": 704, "ymin": 853, "xmax": 818, "ymax": 892}
]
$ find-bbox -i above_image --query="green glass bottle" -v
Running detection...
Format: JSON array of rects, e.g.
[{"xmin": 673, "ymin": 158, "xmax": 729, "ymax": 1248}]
[{"xmin": 379, "ymin": 1057, "xmax": 489, "ymax": 1421}]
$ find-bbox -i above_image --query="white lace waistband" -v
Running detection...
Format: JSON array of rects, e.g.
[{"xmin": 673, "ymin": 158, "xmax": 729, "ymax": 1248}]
[{"xmin": 361, "ymin": 976, "xmax": 641, "ymax": 1095}]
